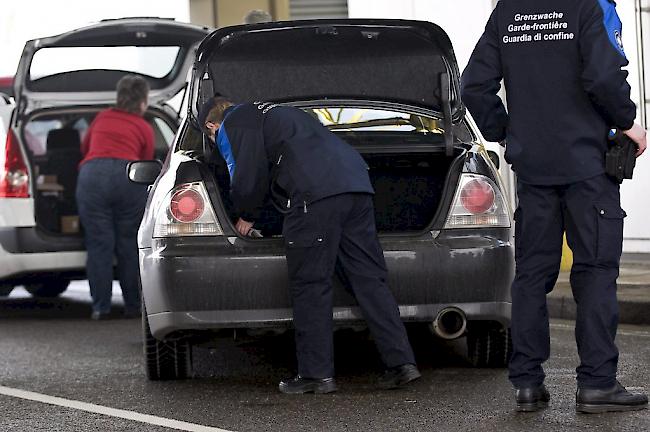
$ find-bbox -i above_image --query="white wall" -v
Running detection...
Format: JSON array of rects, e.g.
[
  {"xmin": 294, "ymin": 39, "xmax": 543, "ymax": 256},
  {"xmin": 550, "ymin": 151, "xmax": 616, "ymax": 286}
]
[
  {"xmin": 350, "ymin": 0, "xmax": 650, "ymax": 252},
  {"xmin": 617, "ymin": 1, "xmax": 650, "ymax": 252},
  {"xmin": 348, "ymin": 0, "xmax": 494, "ymax": 70},
  {"xmin": 0, "ymin": 0, "xmax": 191, "ymax": 78}
]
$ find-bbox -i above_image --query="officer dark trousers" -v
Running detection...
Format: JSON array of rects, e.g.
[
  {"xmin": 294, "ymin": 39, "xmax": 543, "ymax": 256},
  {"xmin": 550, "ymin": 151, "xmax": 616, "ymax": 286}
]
[
  {"xmin": 509, "ymin": 174, "xmax": 623, "ymax": 389},
  {"xmin": 283, "ymin": 193, "xmax": 416, "ymax": 378}
]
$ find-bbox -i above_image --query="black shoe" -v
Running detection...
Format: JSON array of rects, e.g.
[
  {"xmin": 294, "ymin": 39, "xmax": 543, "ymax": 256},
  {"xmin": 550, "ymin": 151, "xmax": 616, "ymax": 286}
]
[
  {"xmin": 379, "ymin": 364, "xmax": 421, "ymax": 389},
  {"xmin": 90, "ymin": 311, "xmax": 111, "ymax": 320},
  {"xmin": 278, "ymin": 376, "xmax": 337, "ymax": 394},
  {"xmin": 576, "ymin": 381, "xmax": 648, "ymax": 413},
  {"xmin": 515, "ymin": 384, "xmax": 550, "ymax": 412}
]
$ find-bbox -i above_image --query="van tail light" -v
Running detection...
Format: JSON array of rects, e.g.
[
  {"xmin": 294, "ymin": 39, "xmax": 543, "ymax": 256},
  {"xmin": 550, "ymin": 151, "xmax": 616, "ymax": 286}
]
[
  {"xmin": 153, "ymin": 182, "xmax": 223, "ymax": 237},
  {"xmin": 0, "ymin": 130, "xmax": 30, "ymax": 198},
  {"xmin": 444, "ymin": 174, "xmax": 510, "ymax": 228}
]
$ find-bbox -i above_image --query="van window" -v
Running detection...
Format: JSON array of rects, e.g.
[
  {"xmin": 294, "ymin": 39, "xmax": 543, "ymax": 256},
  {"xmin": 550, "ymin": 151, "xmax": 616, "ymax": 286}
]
[{"xmin": 29, "ymin": 46, "xmax": 181, "ymax": 81}]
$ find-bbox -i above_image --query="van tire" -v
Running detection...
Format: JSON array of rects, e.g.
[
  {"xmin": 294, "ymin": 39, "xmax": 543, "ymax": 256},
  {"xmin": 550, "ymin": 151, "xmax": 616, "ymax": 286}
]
[
  {"xmin": 143, "ymin": 305, "xmax": 192, "ymax": 380},
  {"xmin": 25, "ymin": 279, "xmax": 70, "ymax": 297},
  {"xmin": 467, "ymin": 325, "xmax": 512, "ymax": 368}
]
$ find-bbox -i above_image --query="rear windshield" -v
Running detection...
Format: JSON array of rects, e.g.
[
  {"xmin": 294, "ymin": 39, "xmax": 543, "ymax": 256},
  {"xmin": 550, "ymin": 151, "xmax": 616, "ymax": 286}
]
[
  {"xmin": 180, "ymin": 105, "xmax": 474, "ymax": 154},
  {"xmin": 307, "ymin": 107, "xmax": 443, "ymax": 133},
  {"xmin": 29, "ymin": 46, "xmax": 181, "ymax": 81},
  {"xmin": 24, "ymin": 110, "xmax": 174, "ymax": 161}
]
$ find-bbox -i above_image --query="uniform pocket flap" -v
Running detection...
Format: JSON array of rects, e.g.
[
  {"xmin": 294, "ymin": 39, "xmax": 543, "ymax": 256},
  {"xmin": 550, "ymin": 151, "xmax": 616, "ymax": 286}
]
[{"xmin": 594, "ymin": 204, "xmax": 626, "ymax": 219}]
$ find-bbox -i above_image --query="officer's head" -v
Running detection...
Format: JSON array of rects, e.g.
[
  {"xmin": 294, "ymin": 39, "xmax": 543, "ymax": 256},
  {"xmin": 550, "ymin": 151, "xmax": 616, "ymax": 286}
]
[
  {"xmin": 243, "ymin": 9, "xmax": 272, "ymax": 24},
  {"xmin": 198, "ymin": 96, "xmax": 234, "ymax": 141}
]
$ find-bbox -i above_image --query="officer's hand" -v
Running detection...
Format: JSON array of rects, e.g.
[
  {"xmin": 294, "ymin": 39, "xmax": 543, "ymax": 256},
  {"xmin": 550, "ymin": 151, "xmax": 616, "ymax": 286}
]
[
  {"xmin": 235, "ymin": 218, "xmax": 255, "ymax": 236},
  {"xmin": 623, "ymin": 123, "xmax": 647, "ymax": 157}
]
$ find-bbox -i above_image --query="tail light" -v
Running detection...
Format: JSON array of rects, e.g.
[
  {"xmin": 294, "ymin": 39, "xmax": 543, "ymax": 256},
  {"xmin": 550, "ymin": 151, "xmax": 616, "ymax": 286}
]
[
  {"xmin": 153, "ymin": 182, "xmax": 223, "ymax": 237},
  {"xmin": 170, "ymin": 188, "xmax": 204, "ymax": 223},
  {"xmin": 444, "ymin": 174, "xmax": 510, "ymax": 228},
  {"xmin": 0, "ymin": 130, "xmax": 30, "ymax": 198}
]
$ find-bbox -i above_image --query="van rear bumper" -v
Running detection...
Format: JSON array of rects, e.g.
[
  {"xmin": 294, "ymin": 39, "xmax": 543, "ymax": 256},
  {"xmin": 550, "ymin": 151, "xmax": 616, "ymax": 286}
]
[
  {"xmin": 0, "ymin": 242, "xmax": 85, "ymax": 282},
  {"xmin": 0, "ymin": 227, "xmax": 85, "ymax": 253}
]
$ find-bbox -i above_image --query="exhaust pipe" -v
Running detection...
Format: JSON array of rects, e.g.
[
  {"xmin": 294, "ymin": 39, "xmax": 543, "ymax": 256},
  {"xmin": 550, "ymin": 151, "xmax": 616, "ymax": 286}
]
[{"xmin": 431, "ymin": 307, "xmax": 467, "ymax": 340}]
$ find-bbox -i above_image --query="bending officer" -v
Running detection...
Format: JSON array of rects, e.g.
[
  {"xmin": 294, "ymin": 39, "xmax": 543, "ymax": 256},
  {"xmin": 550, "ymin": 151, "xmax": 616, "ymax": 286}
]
[{"xmin": 199, "ymin": 97, "xmax": 420, "ymax": 394}]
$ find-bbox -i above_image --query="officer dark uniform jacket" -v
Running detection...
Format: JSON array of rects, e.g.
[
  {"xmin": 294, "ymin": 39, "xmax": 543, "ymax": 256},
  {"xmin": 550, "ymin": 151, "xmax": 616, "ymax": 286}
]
[
  {"xmin": 462, "ymin": 0, "xmax": 634, "ymax": 391},
  {"xmin": 216, "ymin": 102, "xmax": 373, "ymax": 219},
  {"xmin": 215, "ymin": 102, "xmax": 415, "ymax": 379}
]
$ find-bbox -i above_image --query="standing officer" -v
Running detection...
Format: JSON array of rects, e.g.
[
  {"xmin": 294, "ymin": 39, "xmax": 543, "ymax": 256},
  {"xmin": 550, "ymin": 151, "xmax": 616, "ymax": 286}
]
[
  {"xmin": 462, "ymin": 0, "xmax": 648, "ymax": 413},
  {"xmin": 198, "ymin": 97, "xmax": 420, "ymax": 394}
]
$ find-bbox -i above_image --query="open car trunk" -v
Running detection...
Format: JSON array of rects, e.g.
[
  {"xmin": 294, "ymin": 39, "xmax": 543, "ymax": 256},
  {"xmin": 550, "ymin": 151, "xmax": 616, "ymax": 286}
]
[
  {"xmin": 24, "ymin": 108, "xmax": 176, "ymax": 236},
  {"xmin": 213, "ymin": 139, "xmax": 462, "ymax": 236},
  {"xmin": 195, "ymin": 19, "xmax": 469, "ymax": 235}
]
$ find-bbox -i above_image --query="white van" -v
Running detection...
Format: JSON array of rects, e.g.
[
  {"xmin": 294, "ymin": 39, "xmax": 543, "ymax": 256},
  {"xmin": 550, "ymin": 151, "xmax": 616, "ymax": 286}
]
[{"xmin": 0, "ymin": 18, "xmax": 209, "ymax": 297}]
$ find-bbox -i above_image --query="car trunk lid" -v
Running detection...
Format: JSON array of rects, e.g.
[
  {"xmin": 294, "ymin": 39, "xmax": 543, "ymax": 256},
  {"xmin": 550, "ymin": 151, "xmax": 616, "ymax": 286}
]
[
  {"xmin": 13, "ymin": 18, "xmax": 210, "ymax": 116},
  {"xmin": 193, "ymin": 19, "xmax": 464, "ymax": 126}
]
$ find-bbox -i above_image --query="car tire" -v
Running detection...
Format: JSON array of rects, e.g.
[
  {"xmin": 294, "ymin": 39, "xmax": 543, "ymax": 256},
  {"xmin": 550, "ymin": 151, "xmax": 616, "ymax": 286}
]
[
  {"xmin": 0, "ymin": 284, "xmax": 14, "ymax": 296},
  {"xmin": 467, "ymin": 325, "xmax": 512, "ymax": 368},
  {"xmin": 142, "ymin": 305, "xmax": 192, "ymax": 380},
  {"xmin": 24, "ymin": 279, "xmax": 70, "ymax": 297}
]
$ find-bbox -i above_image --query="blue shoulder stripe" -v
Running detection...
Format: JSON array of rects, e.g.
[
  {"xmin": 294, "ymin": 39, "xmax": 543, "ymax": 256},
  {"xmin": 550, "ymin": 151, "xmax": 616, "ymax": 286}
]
[
  {"xmin": 217, "ymin": 124, "xmax": 236, "ymax": 180},
  {"xmin": 596, "ymin": 0, "xmax": 626, "ymax": 59}
]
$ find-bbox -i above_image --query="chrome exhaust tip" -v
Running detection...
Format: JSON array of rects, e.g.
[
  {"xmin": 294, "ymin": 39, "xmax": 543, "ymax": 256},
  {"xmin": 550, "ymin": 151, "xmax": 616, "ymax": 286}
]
[{"xmin": 431, "ymin": 307, "xmax": 467, "ymax": 340}]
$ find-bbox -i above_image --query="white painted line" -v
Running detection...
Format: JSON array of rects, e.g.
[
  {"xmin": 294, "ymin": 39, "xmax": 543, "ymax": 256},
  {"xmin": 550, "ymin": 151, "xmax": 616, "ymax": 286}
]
[
  {"xmin": 550, "ymin": 323, "xmax": 650, "ymax": 338},
  {"xmin": 0, "ymin": 385, "xmax": 234, "ymax": 432}
]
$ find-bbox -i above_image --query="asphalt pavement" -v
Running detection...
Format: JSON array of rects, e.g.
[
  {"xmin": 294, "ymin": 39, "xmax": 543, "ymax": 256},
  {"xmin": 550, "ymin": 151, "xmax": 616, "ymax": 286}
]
[{"xmin": 0, "ymin": 283, "xmax": 648, "ymax": 432}]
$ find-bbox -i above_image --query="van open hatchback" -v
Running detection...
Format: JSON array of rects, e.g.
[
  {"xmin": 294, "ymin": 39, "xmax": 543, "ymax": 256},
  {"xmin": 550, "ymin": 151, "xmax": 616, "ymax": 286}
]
[{"xmin": 0, "ymin": 18, "xmax": 209, "ymax": 297}]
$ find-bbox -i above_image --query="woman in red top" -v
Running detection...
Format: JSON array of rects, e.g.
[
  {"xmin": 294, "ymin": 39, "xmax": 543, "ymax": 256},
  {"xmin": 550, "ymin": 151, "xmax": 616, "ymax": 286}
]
[{"xmin": 76, "ymin": 75, "xmax": 155, "ymax": 320}]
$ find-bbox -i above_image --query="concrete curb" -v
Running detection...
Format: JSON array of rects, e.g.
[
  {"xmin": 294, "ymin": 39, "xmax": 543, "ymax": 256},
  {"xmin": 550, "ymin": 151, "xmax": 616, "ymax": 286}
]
[{"xmin": 548, "ymin": 281, "xmax": 650, "ymax": 325}]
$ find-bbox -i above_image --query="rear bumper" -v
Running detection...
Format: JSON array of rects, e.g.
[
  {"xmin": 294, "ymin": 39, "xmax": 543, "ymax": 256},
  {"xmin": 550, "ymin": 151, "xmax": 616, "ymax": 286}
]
[
  {"xmin": 149, "ymin": 302, "xmax": 511, "ymax": 340},
  {"xmin": 141, "ymin": 229, "xmax": 515, "ymax": 339},
  {"xmin": 0, "ymin": 243, "xmax": 85, "ymax": 282}
]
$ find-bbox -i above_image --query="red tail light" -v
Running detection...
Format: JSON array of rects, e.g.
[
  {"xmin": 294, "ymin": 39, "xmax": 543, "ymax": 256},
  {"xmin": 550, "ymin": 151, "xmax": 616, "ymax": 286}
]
[
  {"xmin": 460, "ymin": 178, "xmax": 495, "ymax": 214},
  {"xmin": 0, "ymin": 130, "xmax": 30, "ymax": 198},
  {"xmin": 170, "ymin": 188, "xmax": 204, "ymax": 223}
]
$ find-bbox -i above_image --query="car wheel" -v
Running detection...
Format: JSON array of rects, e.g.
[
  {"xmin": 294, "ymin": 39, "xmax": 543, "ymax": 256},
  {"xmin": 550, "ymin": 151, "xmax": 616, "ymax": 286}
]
[
  {"xmin": 0, "ymin": 284, "xmax": 14, "ymax": 296},
  {"xmin": 467, "ymin": 325, "xmax": 512, "ymax": 368},
  {"xmin": 24, "ymin": 279, "xmax": 70, "ymax": 297},
  {"xmin": 142, "ymin": 305, "xmax": 192, "ymax": 380}
]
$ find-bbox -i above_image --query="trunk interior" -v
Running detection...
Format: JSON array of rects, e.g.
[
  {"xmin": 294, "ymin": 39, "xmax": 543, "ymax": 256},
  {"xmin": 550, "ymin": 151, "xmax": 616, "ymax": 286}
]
[
  {"xmin": 213, "ymin": 142, "xmax": 460, "ymax": 237},
  {"xmin": 23, "ymin": 108, "xmax": 175, "ymax": 236}
]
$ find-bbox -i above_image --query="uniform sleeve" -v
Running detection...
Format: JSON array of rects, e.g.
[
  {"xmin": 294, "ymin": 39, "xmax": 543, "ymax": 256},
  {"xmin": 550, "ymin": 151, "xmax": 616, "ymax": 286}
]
[
  {"xmin": 461, "ymin": 5, "xmax": 509, "ymax": 143},
  {"xmin": 218, "ymin": 124, "xmax": 270, "ymax": 221},
  {"xmin": 579, "ymin": 0, "xmax": 636, "ymax": 130},
  {"xmin": 142, "ymin": 123, "xmax": 155, "ymax": 160}
]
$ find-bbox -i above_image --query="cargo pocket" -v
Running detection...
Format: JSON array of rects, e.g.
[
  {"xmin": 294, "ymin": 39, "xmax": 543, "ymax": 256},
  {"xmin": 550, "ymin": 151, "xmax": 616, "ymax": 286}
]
[
  {"xmin": 594, "ymin": 204, "xmax": 626, "ymax": 267},
  {"xmin": 284, "ymin": 234, "xmax": 327, "ymax": 284}
]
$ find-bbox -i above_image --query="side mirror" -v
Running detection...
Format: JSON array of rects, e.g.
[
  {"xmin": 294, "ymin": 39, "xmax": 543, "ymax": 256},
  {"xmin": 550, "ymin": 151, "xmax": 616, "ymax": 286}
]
[
  {"xmin": 486, "ymin": 150, "xmax": 500, "ymax": 170},
  {"xmin": 127, "ymin": 160, "xmax": 163, "ymax": 185}
]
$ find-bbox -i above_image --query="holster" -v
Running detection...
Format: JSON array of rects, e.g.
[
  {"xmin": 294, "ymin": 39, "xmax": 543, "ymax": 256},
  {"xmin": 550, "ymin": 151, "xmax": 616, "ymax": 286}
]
[{"xmin": 605, "ymin": 131, "xmax": 637, "ymax": 184}]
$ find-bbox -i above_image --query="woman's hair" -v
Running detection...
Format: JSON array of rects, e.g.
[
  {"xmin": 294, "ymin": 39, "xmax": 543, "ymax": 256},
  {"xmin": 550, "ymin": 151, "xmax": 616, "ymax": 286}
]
[{"xmin": 116, "ymin": 75, "xmax": 150, "ymax": 114}]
